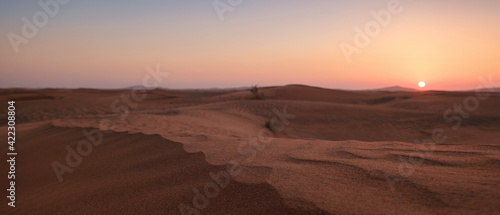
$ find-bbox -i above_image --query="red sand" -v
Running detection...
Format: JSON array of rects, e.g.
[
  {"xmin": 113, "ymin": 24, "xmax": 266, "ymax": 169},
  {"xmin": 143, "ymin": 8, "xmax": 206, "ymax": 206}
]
[{"xmin": 1, "ymin": 85, "xmax": 499, "ymax": 214}]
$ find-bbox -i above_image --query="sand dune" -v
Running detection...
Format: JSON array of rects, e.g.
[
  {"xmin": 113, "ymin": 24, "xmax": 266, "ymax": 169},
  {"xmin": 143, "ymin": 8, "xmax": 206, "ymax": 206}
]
[
  {"xmin": 1, "ymin": 85, "xmax": 499, "ymax": 214},
  {"xmin": 0, "ymin": 123, "xmax": 324, "ymax": 214}
]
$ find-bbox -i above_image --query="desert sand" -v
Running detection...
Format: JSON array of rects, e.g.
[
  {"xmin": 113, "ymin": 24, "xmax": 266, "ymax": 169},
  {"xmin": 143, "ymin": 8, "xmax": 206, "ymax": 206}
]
[{"xmin": 1, "ymin": 85, "xmax": 499, "ymax": 214}]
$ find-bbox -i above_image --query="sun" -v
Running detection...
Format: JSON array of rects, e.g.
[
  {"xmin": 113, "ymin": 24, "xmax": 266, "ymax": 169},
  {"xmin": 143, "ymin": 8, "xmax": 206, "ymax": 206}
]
[{"xmin": 418, "ymin": 81, "xmax": 426, "ymax": 88}]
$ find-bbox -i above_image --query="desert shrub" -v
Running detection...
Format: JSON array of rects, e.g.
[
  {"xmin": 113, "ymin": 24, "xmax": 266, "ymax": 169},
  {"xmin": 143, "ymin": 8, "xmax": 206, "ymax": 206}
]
[
  {"xmin": 266, "ymin": 119, "xmax": 281, "ymax": 132},
  {"xmin": 250, "ymin": 85, "xmax": 265, "ymax": 99}
]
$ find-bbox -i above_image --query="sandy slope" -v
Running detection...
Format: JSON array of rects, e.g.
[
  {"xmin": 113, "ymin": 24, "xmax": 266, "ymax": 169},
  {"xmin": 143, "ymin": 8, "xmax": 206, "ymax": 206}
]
[
  {"xmin": 1, "ymin": 85, "xmax": 499, "ymax": 214},
  {"xmin": 0, "ymin": 123, "xmax": 320, "ymax": 214}
]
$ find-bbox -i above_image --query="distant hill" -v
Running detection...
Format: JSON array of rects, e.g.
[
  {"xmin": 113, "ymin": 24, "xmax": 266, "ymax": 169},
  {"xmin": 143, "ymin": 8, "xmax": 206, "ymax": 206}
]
[
  {"xmin": 122, "ymin": 85, "xmax": 159, "ymax": 90},
  {"xmin": 473, "ymin": 87, "xmax": 500, "ymax": 92},
  {"xmin": 371, "ymin": 86, "xmax": 418, "ymax": 92},
  {"xmin": 122, "ymin": 85, "xmax": 252, "ymax": 91}
]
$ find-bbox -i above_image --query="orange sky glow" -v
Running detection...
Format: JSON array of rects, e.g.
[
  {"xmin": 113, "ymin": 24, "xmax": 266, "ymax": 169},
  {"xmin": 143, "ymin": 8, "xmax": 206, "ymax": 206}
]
[{"xmin": 1, "ymin": 0, "xmax": 499, "ymax": 90}]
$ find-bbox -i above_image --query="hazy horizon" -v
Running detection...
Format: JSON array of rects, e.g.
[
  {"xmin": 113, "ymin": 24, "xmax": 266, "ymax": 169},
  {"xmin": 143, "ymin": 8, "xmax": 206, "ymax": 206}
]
[
  {"xmin": 1, "ymin": 0, "xmax": 499, "ymax": 90},
  {"xmin": 2, "ymin": 2, "xmax": 500, "ymax": 213}
]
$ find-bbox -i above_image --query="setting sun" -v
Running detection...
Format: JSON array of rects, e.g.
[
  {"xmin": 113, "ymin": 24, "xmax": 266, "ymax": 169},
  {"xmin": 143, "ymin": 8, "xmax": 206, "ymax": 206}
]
[
  {"xmin": 418, "ymin": 81, "xmax": 426, "ymax": 88},
  {"xmin": 2, "ymin": 1, "xmax": 500, "ymax": 214}
]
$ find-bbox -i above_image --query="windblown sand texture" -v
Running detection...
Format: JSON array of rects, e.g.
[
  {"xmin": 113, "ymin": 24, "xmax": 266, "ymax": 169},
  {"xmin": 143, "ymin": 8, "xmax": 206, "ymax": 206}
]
[{"xmin": 1, "ymin": 85, "xmax": 499, "ymax": 214}]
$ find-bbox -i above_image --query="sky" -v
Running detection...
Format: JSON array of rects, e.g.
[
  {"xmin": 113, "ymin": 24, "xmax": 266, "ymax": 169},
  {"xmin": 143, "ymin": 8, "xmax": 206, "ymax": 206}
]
[{"xmin": 1, "ymin": 0, "xmax": 499, "ymax": 90}]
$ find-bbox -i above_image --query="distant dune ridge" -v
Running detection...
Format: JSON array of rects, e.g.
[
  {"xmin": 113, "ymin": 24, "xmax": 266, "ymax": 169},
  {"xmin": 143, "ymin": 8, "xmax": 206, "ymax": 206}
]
[
  {"xmin": 1, "ymin": 85, "xmax": 500, "ymax": 214},
  {"xmin": 370, "ymin": 85, "xmax": 419, "ymax": 92}
]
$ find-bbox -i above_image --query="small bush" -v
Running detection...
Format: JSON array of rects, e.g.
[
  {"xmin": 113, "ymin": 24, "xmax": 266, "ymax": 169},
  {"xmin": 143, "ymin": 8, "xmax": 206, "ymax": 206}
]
[
  {"xmin": 266, "ymin": 119, "xmax": 281, "ymax": 132},
  {"xmin": 250, "ymin": 85, "xmax": 265, "ymax": 99}
]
